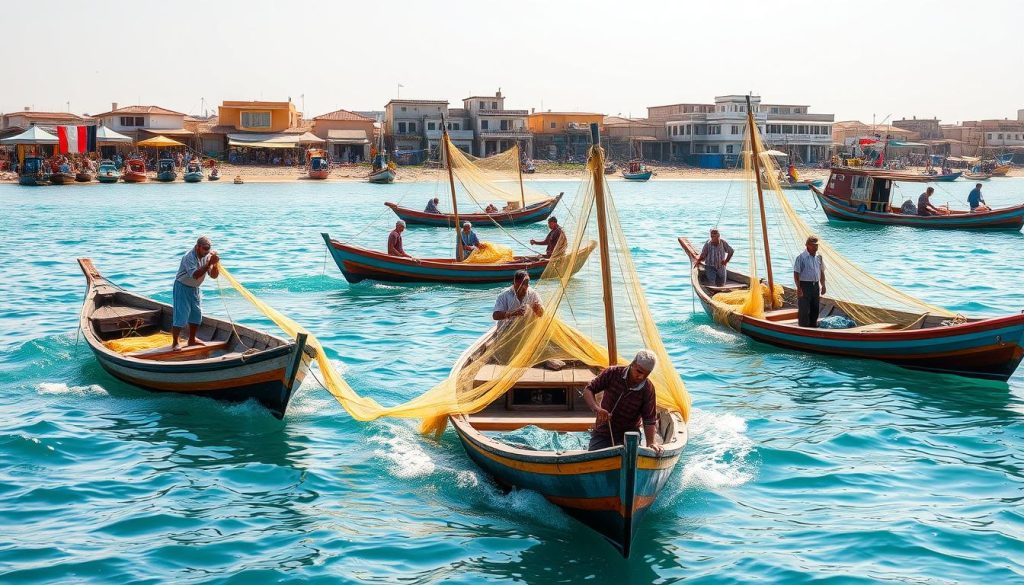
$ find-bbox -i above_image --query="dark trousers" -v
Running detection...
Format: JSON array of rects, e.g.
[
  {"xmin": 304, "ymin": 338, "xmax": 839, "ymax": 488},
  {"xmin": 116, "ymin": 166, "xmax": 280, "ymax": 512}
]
[{"xmin": 798, "ymin": 281, "xmax": 820, "ymax": 327}]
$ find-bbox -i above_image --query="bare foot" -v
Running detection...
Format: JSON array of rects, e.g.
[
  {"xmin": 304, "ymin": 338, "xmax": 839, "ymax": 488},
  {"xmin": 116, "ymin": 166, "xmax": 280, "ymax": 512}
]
[
  {"xmin": 186, "ymin": 339, "xmax": 208, "ymax": 347},
  {"xmin": 170, "ymin": 344, "xmax": 182, "ymax": 352}
]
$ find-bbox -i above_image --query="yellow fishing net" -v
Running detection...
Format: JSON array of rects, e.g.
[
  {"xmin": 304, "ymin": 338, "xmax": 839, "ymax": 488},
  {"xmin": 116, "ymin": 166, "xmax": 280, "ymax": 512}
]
[
  {"xmin": 717, "ymin": 115, "xmax": 955, "ymax": 328},
  {"xmin": 464, "ymin": 242, "xmax": 515, "ymax": 264},
  {"xmin": 443, "ymin": 137, "xmax": 551, "ymax": 207},
  {"xmin": 712, "ymin": 283, "xmax": 783, "ymax": 322},
  {"xmin": 104, "ymin": 332, "xmax": 173, "ymax": 354},
  {"xmin": 220, "ymin": 139, "xmax": 690, "ymax": 435}
]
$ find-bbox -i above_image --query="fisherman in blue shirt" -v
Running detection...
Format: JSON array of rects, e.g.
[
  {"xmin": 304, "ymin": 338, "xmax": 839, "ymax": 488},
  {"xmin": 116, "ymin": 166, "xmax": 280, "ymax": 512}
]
[
  {"xmin": 967, "ymin": 183, "xmax": 990, "ymax": 212},
  {"xmin": 459, "ymin": 221, "xmax": 480, "ymax": 260}
]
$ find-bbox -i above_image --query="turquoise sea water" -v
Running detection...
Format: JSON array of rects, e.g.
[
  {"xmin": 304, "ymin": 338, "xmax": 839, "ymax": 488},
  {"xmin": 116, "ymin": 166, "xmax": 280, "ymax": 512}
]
[{"xmin": 1, "ymin": 176, "xmax": 1022, "ymax": 584}]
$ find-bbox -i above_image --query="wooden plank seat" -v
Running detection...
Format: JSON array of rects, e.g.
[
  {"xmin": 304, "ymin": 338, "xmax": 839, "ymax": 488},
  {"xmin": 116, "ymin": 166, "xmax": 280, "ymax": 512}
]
[
  {"xmin": 844, "ymin": 322, "xmax": 899, "ymax": 333},
  {"xmin": 90, "ymin": 305, "xmax": 162, "ymax": 334},
  {"xmin": 707, "ymin": 283, "xmax": 746, "ymax": 293},
  {"xmin": 473, "ymin": 364, "xmax": 598, "ymax": 388},
  {"xmin": 763, "ymin": 308, "xmax": 799, "ymax": 322},
  {"xmin": 467, "ymin": 410, "xmax": 595, "ymax": 432},
  {"xmin": 126, "ymin": 340, "xmax": 231, "ymax": 361}
]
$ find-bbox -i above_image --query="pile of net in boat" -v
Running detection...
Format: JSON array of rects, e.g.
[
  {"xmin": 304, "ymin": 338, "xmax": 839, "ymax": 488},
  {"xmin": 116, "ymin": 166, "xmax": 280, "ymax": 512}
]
[
  {"xmin": 104, "ymin": 332, "xmax": 173, "ymax": 354},
  {"xmin": 221, "ymin": 142, "xmax": 691, "ymax": 435},
  {"xmin": 463, "ymin": 242, "xmax": 515, "ymax": 264},
  {"xmin": 710, "ymin": 121, "xmax": 955, "ymax": 328}
]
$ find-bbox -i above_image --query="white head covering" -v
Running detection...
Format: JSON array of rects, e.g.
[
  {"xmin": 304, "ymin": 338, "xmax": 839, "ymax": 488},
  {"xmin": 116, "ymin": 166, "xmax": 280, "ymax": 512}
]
[{"xmin": 633, "ymin": 349, "xmax": 656, "ymax": 371}]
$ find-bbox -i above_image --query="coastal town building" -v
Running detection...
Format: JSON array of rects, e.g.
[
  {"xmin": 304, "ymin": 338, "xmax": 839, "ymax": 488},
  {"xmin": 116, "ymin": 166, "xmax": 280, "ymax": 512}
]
[
  {"xmin": 527, "ymin": 112, "xmax": 603, "ymax": 161},
  {"xmin": 424, "ymin": 107, "xmax": 474, "ymax": 155},
  {"xmin": 892, "ymin": 117, "xmax": 942, "ymax": 140},
  {"xmin": 311, "ymin": 109, "xmax": 375, "ymax": 163},
  {"xmin": 384, "ymin": 98, "xmax": 448, "ymax": 155},
  {"xmin": 211, "ymin": 99, "xmax": 321, "ymax": 157},
  {"xmin": 652, "ymin": 95, "xmax": 834, "ymax": 166},
  {"xmin": 832, "ymin": 121, "xmax": 915, "ymax": 146},
  {"xmin": 602, "ymin": 116, "xmax": 669, "ymax": 162},
  {"xmin": 462, "ymin": 90, "xmax": 533, "ymax": 158},
  {"xmin": 1, "ymin": 109, "xmax": 92, "ymax": 137},
  {"xmin": 89, "ymin": 104, "xmax": 186, "ymax": 141}
]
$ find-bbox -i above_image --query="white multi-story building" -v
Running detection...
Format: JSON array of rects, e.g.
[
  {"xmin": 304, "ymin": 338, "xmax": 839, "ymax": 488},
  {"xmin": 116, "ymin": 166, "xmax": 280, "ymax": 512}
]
[
  {"xmin": 652, "ymin": 95, "xmax": 833, "ymax": 165},
  {"xmin": 462, "ymin": 90, "xmax": 533, "ymax": 157},
  {"xmin": 384, "ymin": 99, "xmax": 448, "ymax": 152},
  {"xmin": 424, "ymin": 107, "xmax": 474, "ymax": 154},
  {"xmin": 90, "ymin": 104, "xmax": 187, "ymax": 141}
]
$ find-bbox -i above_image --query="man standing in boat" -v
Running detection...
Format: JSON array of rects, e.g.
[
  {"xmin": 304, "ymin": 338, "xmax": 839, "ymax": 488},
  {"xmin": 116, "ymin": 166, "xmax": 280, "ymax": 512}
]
[
  {"xmin": 492, "ymin": 270, "xmax": 543, "ymax": 336},
  {"xmin": 794, "ymin": 236, "xmax": 826, "ymax": 328},
  {"xmin": 459, "ymin": 221, "xmax": 480, "ymax": 260},
  {"xmin": 583, "ymin": 349, "xmax": 662, "ymax": 455},
  {"xmin": 530, "ymin": 216, "xmax": 567, "ymax": 258},
  {"xmin": 171, "ymin": 236, "xmax": 219, "ymax": 350},
  {"xmin": 696, "ymin": 228, "xmax": 734, "ymax": 287}
]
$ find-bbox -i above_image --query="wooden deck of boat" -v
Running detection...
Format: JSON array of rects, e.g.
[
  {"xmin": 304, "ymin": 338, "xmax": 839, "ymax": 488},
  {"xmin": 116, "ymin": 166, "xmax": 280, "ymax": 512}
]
[{"xmin": 472, "ymin": 364, "xmax": 598, "ymax": 387}]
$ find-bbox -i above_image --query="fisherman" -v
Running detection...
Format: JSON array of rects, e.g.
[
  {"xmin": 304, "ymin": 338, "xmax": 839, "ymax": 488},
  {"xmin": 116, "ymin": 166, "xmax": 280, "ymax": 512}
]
[
  {"xmin": 387, "ymin": 220, "xmax": 418, "ymax": 262},
  {"xmin": 696, "ymin": 228, "xmax": 734, "ymax": 287},
  {"xmin": 459, "ymin": 221, "xmax": 480, "ymax": 260},
  {"xmin": 793, "ymin": 235, "xmax": 826, "ymax": 328},
  {"xmin": 917, "ymin": 187, "xmax": 947, "ymax": 216},
  {"xmin": 529, "ymin": 216, "xmax": 567, "ymax": 258},
  {"xmin": 582, "ymin": 349, "xmax": 662, "ymax": 454},
  {"xmin": 424, "ymin": 197, "xmax": 441, "ymax": 214},
  {"xmin": 492, "ymin": 270, "xmax": 543, "ymax": 336},
  {"xmin": 171, "ymin": 236, "xmax": 220, "ymax": 350},
  {"xmin": 967, "ymin": 183, "xmax": 990, "ymax": 212}
]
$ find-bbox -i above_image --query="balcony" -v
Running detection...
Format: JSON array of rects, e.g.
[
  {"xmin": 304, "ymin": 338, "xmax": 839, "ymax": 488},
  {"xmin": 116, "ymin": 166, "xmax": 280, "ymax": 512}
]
[
  {"xmin": 763, "ymin": 133, "xmax": 833, "ymax": 144},
  {"xmin": 425, "ymin": 129, "xmax": 474, "ymax": 141},
  {"xmin": 478, "ymin": 109, "xmax": 529, "ymax": 116},
  {"xmin": 765, "ymin": 113, "xmax": 834, "ymax": 122},
  {"xmin": 479, "ymin": 129, "xmax": 532, "ymax": 139}
]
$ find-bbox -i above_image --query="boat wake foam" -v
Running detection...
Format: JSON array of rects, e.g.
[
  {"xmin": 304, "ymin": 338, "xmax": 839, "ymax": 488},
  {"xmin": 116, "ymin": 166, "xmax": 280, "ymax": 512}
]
[
  {"xmin": 678, "ymin": 408, "xmax": 755, "ymax": 491},
  {"xmin": 36, "ymin": 382, "xmax": 108, "ymax": 396},
  {"xmin": 371, "ymin": 423, "xmax": 437, "ymax": 479}
]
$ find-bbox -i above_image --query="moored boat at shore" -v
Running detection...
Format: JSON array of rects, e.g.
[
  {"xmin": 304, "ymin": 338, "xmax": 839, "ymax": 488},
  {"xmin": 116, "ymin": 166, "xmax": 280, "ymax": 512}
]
[
  {"xmin": 810, "ymin": 167, "xmax": 1024, "ymax": 230},
  {"xmin": 122, "ymin": 158, "xmax": 147, "ymax": 183},
  {"xmin": 76, "ymin": 258, "xmax": 315, "ymax": 418},
  {"xmin": 183, "ymin": 161, "xmax": 203, "ymax": 182},
  {"xmin": 621, "ymin": 160, "xmax": 652, "ymax": 180},
  {"xmin": 155, "ymin": 158, "xmax": 177, "ymax": 182},
  {"xmin": 306, "ymin": 148, "xmax": 330, "ymax": 179},
  {"xmin": 96, "ymin": 159, "xmax": 121, "ymax": 183},
  {"xmin": 49, "ymin": 171, "xmax": 75, "ymax": 185},
  {"xmin": 18, "ymin": 156, "xmax": 50, "ymax": 186}
]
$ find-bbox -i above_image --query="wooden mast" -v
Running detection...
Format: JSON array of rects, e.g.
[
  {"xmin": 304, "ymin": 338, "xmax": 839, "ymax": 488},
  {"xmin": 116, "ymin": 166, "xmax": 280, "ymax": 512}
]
[
  {"xmin": 515, "ymin": 142, "xmax": 526, "ymax": 209},
  {"xmin": 442, "ymin": 121, "xmax": 464, "ymax": 260},
  {"xmin": 589, "ymin": 123, "xmax": 618, "ymax": 365},
  {"xmin": 745, "ymin": 95, "xmax": 777, "ymax": 308}
]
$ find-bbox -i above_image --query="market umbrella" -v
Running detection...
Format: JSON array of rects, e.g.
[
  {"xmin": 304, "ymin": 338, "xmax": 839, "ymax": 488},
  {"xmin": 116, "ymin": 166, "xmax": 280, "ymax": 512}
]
[
  {"xmin": 0, "ymin": 125, "xmax": 59, "ymax": 145},
  {"xmin": 137, "ymin": 135, "xmax": 186, "ymax": 148}
]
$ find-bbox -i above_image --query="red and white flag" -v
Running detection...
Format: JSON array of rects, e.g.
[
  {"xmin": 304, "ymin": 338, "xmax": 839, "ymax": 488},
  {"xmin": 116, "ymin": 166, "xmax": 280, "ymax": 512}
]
[{"xmin": 57, "ymin": 126, "xmax": 89, "ymax": 153}]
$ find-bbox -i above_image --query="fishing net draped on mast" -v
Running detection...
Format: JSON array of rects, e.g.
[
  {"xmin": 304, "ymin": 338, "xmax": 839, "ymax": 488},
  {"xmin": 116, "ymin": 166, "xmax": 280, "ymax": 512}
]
[
  {"xmin": 709, "ymin": 121, "xmax": 955, "ymax": 327},
  {"xmin": 444, "ymin": 136, "xmax": 550, "ymax": 206},
  {"xmin": 220, "ymin": 143, "xmax": 690, "ymax": 435}
]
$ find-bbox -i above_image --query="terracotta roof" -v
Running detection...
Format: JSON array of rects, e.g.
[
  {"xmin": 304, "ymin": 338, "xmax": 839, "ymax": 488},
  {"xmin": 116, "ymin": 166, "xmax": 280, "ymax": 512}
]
[
  {"xmin": 202, "ymin": 124, "xmax": 313, "ymax": 135},
  {"xmin": 528, "ymin": 111, "xmax": 604, "ymax": 117},
  {"xmin": 4, "ymin": 111, "xmax": 87, "ymax": 121},
  {"xmin": 92, "ymin": 105, "xmax": 185, "ymax": 118},
  {"xmin": 314, "ymin": 109, "xmax": 373, "ymax": 122}
]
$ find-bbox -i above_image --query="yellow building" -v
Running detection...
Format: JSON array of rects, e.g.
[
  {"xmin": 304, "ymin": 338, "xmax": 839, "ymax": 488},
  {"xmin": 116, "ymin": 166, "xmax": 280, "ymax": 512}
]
[
  {"xmin": 527, "ymin": 112, "xmax": 603, "ymax": 135},
  {"xmin": 218, "ymin": 100, "xmax": 302, "ymax": 133},
  {"xmin": 526, "ymin": 112, "xmax": 603, "ymax": 160}
]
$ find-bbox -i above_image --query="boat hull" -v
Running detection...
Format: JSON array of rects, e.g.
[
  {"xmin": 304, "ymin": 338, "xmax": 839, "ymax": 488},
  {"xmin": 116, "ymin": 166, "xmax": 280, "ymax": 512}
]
[
  {"xmin": 75, "ymin": 172, "xmax": 93, "ymax": 183},
  {"xmin": 811, "ymin": 187, "xmax": 1024, "ymax": 230},
  {"xmin": 453, "ymin": 419, "xmax": 682, "ymax": 557},
  {"xmin": 156, "ymin": 172, "xmax": 177, "ymax": 182},
  {"xmin": 368, "ymin": 168, "xmax": 396, "ymax": 184},
  {"xmin": 321, "ymin": 232, "xmax": 593, "ymax": 284},
  {"xmin": 97, "ymin": 174, "xmax": 120, "ymax": 183},
  {"xmin": 780, "ymin": 178, "xmax": 824, "ymax": 190},
  {"xmin": 678, "ymin": 237, "xmax": 1024, "ymax": 380},
  {"xmin": 49, "ymin": 172, "xmax": 75, "ymax": 185},
  {"xmin": 621, "ymin": 171, "xmax": 652, "ymax": 181},
  {"xmin": 386, "ymin": 193, "xmax": 563, "ymax": 228},
  {"xmin": 308, "ymin": 170, "xmax": 330, "ymax": 179},
  {"xmin": 18, "ymin": 176, "xmax": 49, "ymax": 186},
  {"xmin": 183, "ymin": 172, "xmax": 203, "ymax": 183},
  {"xmin": 929, "ymin": 172, "xmax": 962, "ymax": 182},
  {"xmin": 123, "ymin": 172, "xmax": 147, "ymax": 183}
]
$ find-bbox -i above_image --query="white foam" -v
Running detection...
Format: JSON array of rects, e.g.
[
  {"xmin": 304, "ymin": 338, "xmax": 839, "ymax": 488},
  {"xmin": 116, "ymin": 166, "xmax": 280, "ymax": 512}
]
[
  {"xmin": 371, "ymin": 423, "xmax": 436, "ymax": 478},
  {"xmin": 36, "ymin": 382, "xmax": 108, "ymax": 396},
  {"xmin": 679, "ymin": 408, "xmax": 755, "ymax": 491},
  {"xmin": 455, "ymin": 470, "xmax": 479, "ymax": 488},
  {"xmin": 694, "ymin": 324, "xmax": 739, "ymax": 343}
]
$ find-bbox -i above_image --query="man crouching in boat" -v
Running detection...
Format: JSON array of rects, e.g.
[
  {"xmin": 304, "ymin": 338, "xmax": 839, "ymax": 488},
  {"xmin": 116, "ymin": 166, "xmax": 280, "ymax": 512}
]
[
  {"xmin": 582, "ymin": 350, "xmax": 662, "ymax": 455},
  {"xmin": 171, "ymin": 236, "xmax": 219, "ymax": 350}
]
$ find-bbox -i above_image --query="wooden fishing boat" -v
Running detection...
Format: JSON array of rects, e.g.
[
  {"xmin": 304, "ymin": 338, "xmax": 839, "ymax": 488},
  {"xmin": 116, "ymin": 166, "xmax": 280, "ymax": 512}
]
[
  {"xmin": 307, "ymin": 148, "xmax": 330, "ymax": 179},
  {"xmin": 208, "ymin": 168, "xmax": 221, "ymax": 181},
  {"xmin": 122, "ymin": 159, "xmax": 147, "ymax": 183},
  {"xmin": 604, "ymin": 161, "xmax": 617, "ymax": 175},
  {"xmin": 321, "ymin": 232, "xmax": 595, "ymax": 284},
  {"xmin": 810, "ymin": 167, "xmax": 1024, "ymax": 230},
  {"xmin": 368, "ymin": 126, "xmax": 396, "ymax": 183},
  {"xmin": 963, "ymin": 171, "xmax": 992, "ymax": 181},
  {"xmin": 49, "ymin": 171, "xmax": 75, "ymax": 185},
  {"xmin": 925, "ymin": 171, "xmax": 962, "ymax": 182},
  {"xmin": 76, "ymin": 258, "xmax": 315, "ymax": 418},
  {"xmin": 96, "ymin": 160, "xmax": 121, "ymax": 183},
  {"xmin": 779, "ymin": 177, "xmax": 823, "ymax": 190},
  {"xmin": 621, "ymin": 160, "xmax": 652, "ymax": 181},
  {"xmin": 75, "ymin": 171, "xmax": 93, "ymax": 183},
  {"xmin": 449, "ymin": 123, "xmax": 687, "ymax": 557},
  {"xmin": 368, "ymin": 167, "xmax": 396, "ymax": 184},
  {"xmin": 678, "ymin": 237, "xmax": 1024, "ymax": 380},
  {"xmin": 449, "ymin": 331, "xmax": 687, "ymax": 557},
  {"xmin": 155, "ymin": 158, "xmax": 177, "ymax": 182},
  {"xmin": 183, "ymin": 161, "xmax": 204, "ymax": 183},
  {"xmin": 233, "ymin": 175, "xmax": 244, "ymax": 184},
  {"xmin": 385, "ymin": 193, "xmax": 563, "ymax": 228},
  {"xmin": 18, "ymin": 156, "xmax": 50, "ymax": 186},
  {"xmin": 992, "ymin": 164, "xmax": 1010, "ymax": 177}
]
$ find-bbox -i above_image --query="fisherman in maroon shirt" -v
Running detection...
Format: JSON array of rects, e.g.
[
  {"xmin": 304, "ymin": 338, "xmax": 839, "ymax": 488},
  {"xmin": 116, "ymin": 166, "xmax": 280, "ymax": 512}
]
[{"xmin": 582, "ymin": 349, "xmax": 662, "ymax": 454}]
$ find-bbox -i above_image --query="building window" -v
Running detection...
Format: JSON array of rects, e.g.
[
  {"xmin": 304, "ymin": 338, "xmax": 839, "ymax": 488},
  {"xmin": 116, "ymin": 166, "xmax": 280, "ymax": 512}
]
[
  {"xmin": 998, "ymin": 133, "xmax": 1004, "ymax": 139},
  {"xmin": 550, "ymin": 122, "xmax": 556, "ymax": 129},
  {"xmin": 726, "ymin": 145, "xmax": 734, "ymax": 154},
  {"xmin": 398, "ymin": 122, "xmax": 407, "ymax": 133},
  {"xmin": 481, "ymin": 120, "xmax": 489, "ymax": 130},
  {"xmin": 707, "ymin": 145, "xmax": 720, "ymax": 153},
  {"xmin": 686, "ymin": 125, "xmax": 691, "ymax": 135},
  {"xmin": 401, "ymin": 106, "xmax": 407, "ymax": 112},
  {"xmin": 427, "ymin": 122, "xmax": 436, "ymax": 131},
  {"xmin": 119, "ymin": 116, "xmax": 144, "ymax": 127},
  {"xmin": 771, "ymin": 107, "xmax": 779, "ymax": 114},
  {"xmin": 409, "ymin": 122, "xmax": 417, "ymax": 133},
  {"xmin": 479, "ymin": 101, "xmax": 485, "ymax": 109},
  {"xmin": 492, "ymin": 102, "xmax": 498, "ymax": 109},
  {"xmin": 241, "ymin": 111, "xmax": 271, "ymax": 129},
  {"xmin": 500, "ymin": 120, "xmax": 508, "ymax": 131},
  {"xmin": 453, "ymin": 122, "xmax": 460, "ymax": 130},
  {"xmin": 695, "ymin": 144, "xmax": 704, "ymax": 153},
  {"xmin": 672, "ymin": 126, "xmax": 678, "ymax": 136},
  {"xmin": 731, "ymin": 125, "xmax": 740, "ymax": 134},
  {"xmin": 709, "ymin": 125, "xmax": 721, "ymax": 135}
]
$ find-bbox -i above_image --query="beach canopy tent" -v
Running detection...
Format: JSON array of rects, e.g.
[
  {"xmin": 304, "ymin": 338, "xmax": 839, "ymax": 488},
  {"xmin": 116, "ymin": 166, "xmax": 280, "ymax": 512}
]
[
  {"xmin": 227, "ymin": 132, "xmax": 324, "ymax": 149},
  {"xmin": 887, "ymin": 140, "xmax": 928, "ymax": 148},
  {"xmin": 137, "ymin": 135, "xmax": 186, "ymax": 148},
  {"xmin": 762, "ymin": 149, "xmax": 788, "ymax": 157},
  {"xmin": 0, "ymin": 125, "xmax": 59, "ymax": 145},
  {"xmin": 95, "ymin": 126, "xmax": 133, "ymax": 143}
]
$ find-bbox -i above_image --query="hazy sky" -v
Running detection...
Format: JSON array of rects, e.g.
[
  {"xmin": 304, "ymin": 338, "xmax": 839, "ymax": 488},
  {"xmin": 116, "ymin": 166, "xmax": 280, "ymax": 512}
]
[{"xmin": 5, "ymin": 0, "xmax": 1022, "ymax": 124}]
